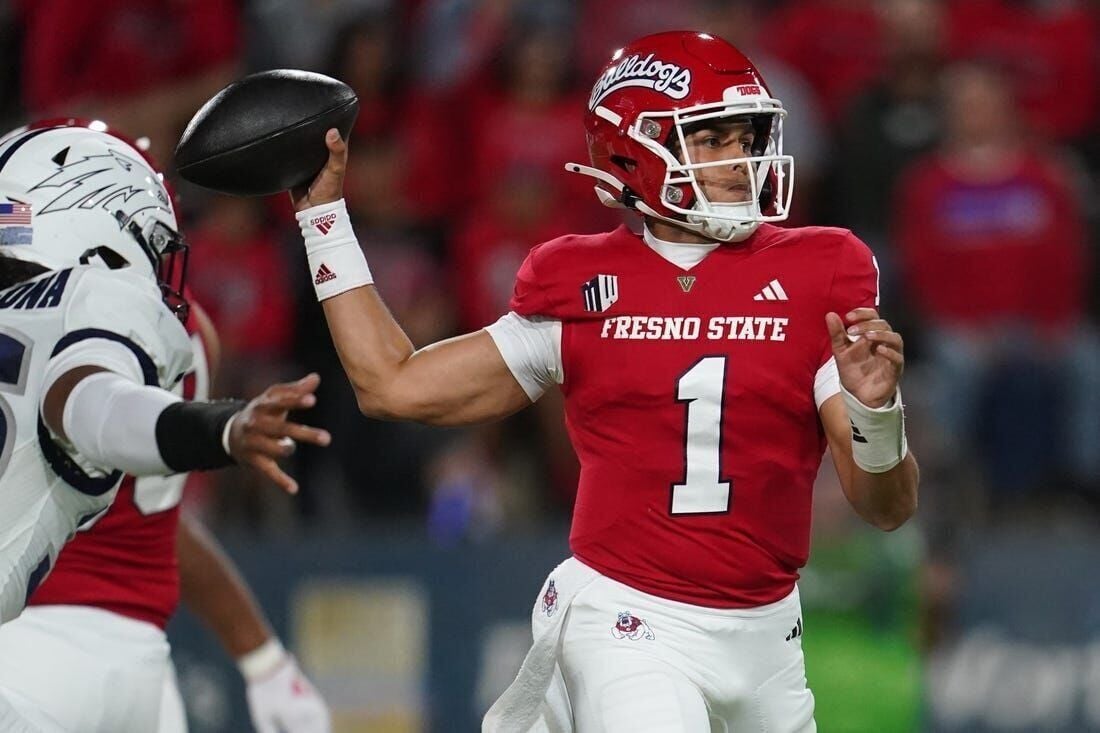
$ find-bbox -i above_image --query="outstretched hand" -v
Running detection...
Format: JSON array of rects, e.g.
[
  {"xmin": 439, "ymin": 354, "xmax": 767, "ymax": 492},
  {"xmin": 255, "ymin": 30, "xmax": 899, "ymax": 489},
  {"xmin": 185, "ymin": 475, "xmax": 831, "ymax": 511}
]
[
  {"xmin": 826, "ymin": 308, "xmax": 904, "ymax": 409},
  {"xmin": 290, "ymin": 128, "xmax": 349, "ymax": 212},
  {"xmin": 227, "ymin": 373, "xmax": 331, "ymax": 494}
]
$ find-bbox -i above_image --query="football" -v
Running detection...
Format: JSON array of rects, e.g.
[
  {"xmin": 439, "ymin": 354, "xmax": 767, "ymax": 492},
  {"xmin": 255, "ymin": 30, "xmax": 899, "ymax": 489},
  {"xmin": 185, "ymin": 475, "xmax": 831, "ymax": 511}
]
[{"xmin": 174, "ymin": 69, "xmax": 359, "ymax": 197}]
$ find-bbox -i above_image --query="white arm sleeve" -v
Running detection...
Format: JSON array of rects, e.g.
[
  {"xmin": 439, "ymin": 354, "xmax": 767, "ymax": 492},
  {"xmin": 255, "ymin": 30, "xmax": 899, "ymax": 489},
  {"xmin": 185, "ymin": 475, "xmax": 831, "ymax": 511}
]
[
  {"xmin": 41, "ymin": 336, "xmax": 148, "ymax": 393},
  {"xmin": 60, "ymin": 371, "xmax": 180, "ymax": 476},
  {"xmin": 814, "ymin": 357, "xmax": 840, "ymax": 408},
  {"xmin": 485, "ymin": 312, "xmax": 563, "ymax": 402}
]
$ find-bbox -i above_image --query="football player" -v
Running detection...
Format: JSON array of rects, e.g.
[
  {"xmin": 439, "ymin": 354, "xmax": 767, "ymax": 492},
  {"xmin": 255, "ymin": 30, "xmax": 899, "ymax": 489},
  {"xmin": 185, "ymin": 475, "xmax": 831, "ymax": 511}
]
[
  {"xmin": 0, "ymin": 120, "xmax": 330, "ymax": 731},
  {"xmin": 0, "ymin": 295, "xmax": 331, "ymax": 733},
  {"xmin": 291, "ymin": 32, "xmax": 919, "ymax": 732}
]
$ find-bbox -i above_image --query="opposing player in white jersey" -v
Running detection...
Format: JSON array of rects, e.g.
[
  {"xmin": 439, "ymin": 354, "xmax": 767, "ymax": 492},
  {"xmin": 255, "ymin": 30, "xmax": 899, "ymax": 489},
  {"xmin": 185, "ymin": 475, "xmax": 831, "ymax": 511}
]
[
  {"xmin": 0, "ymin": 120, "xmax": 331, "ymax": 732},
  {"xmin": 0, "ymin": 294, "xmax": 331, "ymax": 733}
]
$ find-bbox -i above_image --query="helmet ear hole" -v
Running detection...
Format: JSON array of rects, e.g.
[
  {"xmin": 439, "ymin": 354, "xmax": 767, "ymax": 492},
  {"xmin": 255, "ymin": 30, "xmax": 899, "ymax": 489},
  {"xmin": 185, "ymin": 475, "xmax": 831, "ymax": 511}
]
[
  {"xmin": 78, "ymin": 246, "xmax": 130, "ymax": 270},
  {"xmin": 610, "ymin": 155, "xmax": 637, "ymax": 173}
]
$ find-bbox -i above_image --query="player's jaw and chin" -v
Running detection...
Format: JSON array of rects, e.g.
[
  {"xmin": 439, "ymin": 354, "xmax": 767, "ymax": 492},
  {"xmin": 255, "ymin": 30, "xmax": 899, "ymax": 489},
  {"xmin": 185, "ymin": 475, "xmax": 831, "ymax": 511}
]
[{"xmin": 658, "ymin": 131, "xmax": 760, "ymax": 243}]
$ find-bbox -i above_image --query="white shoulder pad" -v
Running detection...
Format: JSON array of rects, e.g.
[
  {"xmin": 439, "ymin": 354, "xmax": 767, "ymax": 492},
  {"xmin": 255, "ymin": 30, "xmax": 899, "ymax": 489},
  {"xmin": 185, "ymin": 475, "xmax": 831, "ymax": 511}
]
[{"xmin": 59, "ymin": 268, "xmax": 193, "ymax": 389}]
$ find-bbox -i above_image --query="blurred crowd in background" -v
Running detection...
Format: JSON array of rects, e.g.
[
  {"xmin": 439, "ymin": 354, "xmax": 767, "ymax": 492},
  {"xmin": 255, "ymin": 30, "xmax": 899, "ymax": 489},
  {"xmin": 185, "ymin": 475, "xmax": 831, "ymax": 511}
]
[{"xmin": 1, "ymin": 0, "xmax": 1098, "ymax": 665}]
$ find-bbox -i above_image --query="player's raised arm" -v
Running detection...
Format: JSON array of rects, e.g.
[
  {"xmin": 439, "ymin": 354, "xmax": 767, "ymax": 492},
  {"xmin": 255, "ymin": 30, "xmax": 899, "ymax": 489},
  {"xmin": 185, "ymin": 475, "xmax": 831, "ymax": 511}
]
[
  {"xmin": 288, "ymin": 130, "xmax": 532, "ymax": 427},
  {"xmin": 820, "ymin": 308, "xmax": 919, "ymax": 530}
]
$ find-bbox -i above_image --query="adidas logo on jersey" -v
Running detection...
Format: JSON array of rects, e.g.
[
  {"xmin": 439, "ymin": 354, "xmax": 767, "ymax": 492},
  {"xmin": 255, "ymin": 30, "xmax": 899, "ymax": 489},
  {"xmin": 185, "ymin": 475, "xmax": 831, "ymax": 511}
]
[
  {"xmin": 582, "ymin": 274, "xmax": 619, "ymax": 313},
  {"xmin": 314, "ymin": 263, "xmax": 337, "ymax": 285},
  {"xmin": 753, "ymin": 279, "xmax": 788, "ymax": 301}
]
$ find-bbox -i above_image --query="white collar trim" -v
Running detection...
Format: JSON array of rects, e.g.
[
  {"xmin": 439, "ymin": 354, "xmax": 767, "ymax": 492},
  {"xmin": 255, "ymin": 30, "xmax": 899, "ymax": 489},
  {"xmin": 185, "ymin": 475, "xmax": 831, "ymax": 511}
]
[{"xmin": 642, "ymin": 227, "xmax": 719, "ymax": 271}]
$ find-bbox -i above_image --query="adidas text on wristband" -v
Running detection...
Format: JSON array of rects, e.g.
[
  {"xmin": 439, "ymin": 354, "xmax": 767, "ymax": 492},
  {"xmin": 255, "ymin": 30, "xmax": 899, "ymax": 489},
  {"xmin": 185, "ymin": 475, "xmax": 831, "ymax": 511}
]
[{"xmin": 296, "ymin": 199, "xmax": 373, "ymax": 301}]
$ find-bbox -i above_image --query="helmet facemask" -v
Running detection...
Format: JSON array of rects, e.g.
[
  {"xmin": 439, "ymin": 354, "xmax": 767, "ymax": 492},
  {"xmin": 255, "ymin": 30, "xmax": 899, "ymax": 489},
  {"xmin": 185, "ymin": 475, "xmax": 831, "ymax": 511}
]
[
  {"xmin": 127, "ymin": 217, "xmax": 190, "ymax": 322},
  {"xmin": 635, "ymin": 100, "xmax": 795, "ymax": 242}
]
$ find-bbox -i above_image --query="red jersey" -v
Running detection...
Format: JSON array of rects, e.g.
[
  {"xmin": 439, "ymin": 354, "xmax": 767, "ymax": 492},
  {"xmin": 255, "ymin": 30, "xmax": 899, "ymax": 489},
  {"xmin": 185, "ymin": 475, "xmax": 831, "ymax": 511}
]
[
  {"xmin": 895, "ymin": 151, "xmax": 1086, "ymax": 330},
  {"xmin": 764, "ymin": 0, "xmax": 883, "ymax": 124},
  {"xmin": 946, "ymin": 0, "xmax": 1098, "ymax": 141},
  {"xmin": 510, "ymin": 224, "xmax": 877, "ymax": 607},
  {"xmin": 29, "ymin": 319, "xmax": 210, "ymax": 628},
  {"xmin": 21, "ymin": 0, "xmax": 240, "ymax": 112}
]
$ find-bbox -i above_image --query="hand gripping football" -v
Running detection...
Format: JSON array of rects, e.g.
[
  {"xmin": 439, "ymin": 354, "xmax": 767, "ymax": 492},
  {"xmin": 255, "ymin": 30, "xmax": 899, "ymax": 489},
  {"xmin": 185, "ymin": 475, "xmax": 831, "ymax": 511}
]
[{"xmin": 174, "ymin": 69, "xmax": 359, "ymax": 197}]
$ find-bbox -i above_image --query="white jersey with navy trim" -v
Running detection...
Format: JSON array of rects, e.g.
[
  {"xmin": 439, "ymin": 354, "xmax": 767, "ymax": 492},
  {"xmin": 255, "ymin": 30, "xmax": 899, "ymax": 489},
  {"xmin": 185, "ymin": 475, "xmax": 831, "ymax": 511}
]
[{"xmin": 0, "ymin": 265, "xmax": 191, "ymax": 625}]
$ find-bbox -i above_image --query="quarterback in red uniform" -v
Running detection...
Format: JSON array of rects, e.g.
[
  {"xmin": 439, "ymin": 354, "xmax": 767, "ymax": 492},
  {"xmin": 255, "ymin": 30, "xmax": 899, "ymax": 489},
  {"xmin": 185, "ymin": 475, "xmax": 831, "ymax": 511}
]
[{"xmin": 291, "ymin": 31, "xmax": 918, "ymax": 732}]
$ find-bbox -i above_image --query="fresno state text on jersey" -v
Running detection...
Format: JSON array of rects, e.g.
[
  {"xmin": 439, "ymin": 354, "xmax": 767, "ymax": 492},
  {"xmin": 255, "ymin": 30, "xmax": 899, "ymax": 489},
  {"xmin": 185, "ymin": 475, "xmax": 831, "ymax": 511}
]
[{"xmin": 510, "ymin": 224, "xmax": 877, "ymax": 607}]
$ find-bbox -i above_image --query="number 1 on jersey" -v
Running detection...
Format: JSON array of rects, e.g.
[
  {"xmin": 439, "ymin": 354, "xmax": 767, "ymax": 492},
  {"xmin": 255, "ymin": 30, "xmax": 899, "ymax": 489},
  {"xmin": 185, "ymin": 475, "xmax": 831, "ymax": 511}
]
[{"xmin": 672, "ymin": 356, "xmax": 731, "ymax": 514}]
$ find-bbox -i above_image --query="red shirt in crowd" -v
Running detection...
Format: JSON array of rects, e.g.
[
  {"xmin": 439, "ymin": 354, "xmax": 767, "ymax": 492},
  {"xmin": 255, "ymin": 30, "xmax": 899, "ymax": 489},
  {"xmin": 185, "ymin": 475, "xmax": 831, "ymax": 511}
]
[
  {"xmin": 20, "ymin": 0, "xmax": 239, "ymax": 111},
  {"xmin": 895, "ymin": 149, "xmax": 1087, "ymax": 331},
  {"xmin": 186, "ymin": 228, "xmax": 294, "ymax": 359},
  {"xmin": 451, "ymin": 203, "xmax": 581, "ymax": 331},
  {"xmin": 946, "ymin": 0, "xmax": 1098, "ymax": 142},
  {"xmin": 764, "ymin": 0, "xmax": 884, "ymax": 124}
]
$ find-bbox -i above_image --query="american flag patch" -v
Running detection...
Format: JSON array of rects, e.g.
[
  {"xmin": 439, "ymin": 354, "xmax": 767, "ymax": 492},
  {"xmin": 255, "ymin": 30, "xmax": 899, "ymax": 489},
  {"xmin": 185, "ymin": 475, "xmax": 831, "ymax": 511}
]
[
  {"xmin": 0, "ymin": 203, "xmax": 32, "ymax": 246},
  {"xmin": 581, "ymin": 274, "xmax": 618, "ymax": 313},
  {"xmin": 0, "ymin": 203, "xmax": 31, "ymax": 225}
]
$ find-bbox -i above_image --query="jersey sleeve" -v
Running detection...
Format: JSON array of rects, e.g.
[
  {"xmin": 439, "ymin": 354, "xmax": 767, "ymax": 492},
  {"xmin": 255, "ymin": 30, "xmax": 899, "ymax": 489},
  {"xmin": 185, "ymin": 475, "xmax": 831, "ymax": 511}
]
[
  {"xmin": 485, "ymin": 312, "xmax": 563, "ymax": 401},
  {"xmin": 817, "ymin": 231, "xmax": 880, "ymax": 403},
  {"xmin": 828, "ymin": 231, "xmax": 879, "ymax": 318},
  {"xmin": 56, "ymin": 269, "xmax": 193, "ymax": 390},
  {"xmin": 509, "ymin": 244, "xmax": 555, "ymax": 318}
]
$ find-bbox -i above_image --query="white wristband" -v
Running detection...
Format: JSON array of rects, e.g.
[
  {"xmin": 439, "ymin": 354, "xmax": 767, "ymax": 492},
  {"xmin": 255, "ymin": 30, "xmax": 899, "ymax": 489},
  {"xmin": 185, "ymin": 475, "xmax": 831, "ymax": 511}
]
[
  {"xmin": 841, "ymin": 385, "xmax": 908, "ymax": 473},
  {"xmin": 237, "ymin": 637, "xmax": 288, "ymax": 681},
  {"xmin": 295, "ymin": 199, "xmax": 373, "ymax": 301},
  {"xmin": 221, "ymin": 412, "xmax": 238, "ymax": 456}
]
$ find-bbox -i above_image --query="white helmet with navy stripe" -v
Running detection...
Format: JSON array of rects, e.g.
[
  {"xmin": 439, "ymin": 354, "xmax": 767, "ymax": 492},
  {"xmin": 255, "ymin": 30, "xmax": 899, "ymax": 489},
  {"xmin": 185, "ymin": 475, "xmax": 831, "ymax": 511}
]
[{"xmin": 0, "ymin": 119, "xmax": 189, "ymax": 317}]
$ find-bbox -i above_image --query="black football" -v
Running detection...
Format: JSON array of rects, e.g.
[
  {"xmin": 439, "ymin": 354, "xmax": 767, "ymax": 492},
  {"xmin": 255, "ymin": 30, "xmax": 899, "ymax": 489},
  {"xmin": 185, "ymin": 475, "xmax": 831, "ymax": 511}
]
[{"xmin": 174, "ymin": 69, "xmax": 359, "ymax": 197}]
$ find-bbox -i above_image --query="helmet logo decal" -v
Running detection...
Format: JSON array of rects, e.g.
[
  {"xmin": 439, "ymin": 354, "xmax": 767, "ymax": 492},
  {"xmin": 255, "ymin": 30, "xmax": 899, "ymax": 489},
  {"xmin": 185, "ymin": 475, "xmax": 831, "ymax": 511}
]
[
  {"xmin": 29, "ymin": 149, "xmax": 170, "ymax": 229},
  {"xmin": 589, "ymin": 53, "xmax": 692, "ymax": 110}
]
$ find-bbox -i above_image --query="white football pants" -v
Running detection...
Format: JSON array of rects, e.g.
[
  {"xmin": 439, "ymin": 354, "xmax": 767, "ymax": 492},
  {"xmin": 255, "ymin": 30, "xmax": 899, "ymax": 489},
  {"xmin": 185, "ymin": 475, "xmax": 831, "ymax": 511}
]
[
  {"xmin": 0, "ymin": 605, "xmax": 172, "ymax": 732},
  {"xmin": 158, "ymin": 659, "xmax": 189, "ymax": 733},
  {"xmin": 487, "ymin": 557, "xmax": 816, "ymax": 732},
  {"xmin": 0, "ymin": 688, "xmax": 65, "ymax": 733}
]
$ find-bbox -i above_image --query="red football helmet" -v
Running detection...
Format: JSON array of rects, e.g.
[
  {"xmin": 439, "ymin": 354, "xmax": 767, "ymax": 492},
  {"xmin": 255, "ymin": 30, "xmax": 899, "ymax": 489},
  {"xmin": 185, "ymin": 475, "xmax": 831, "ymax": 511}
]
[{"xmin": 567, "ymin": 31, "xmax": 794, "ymax": 242}]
